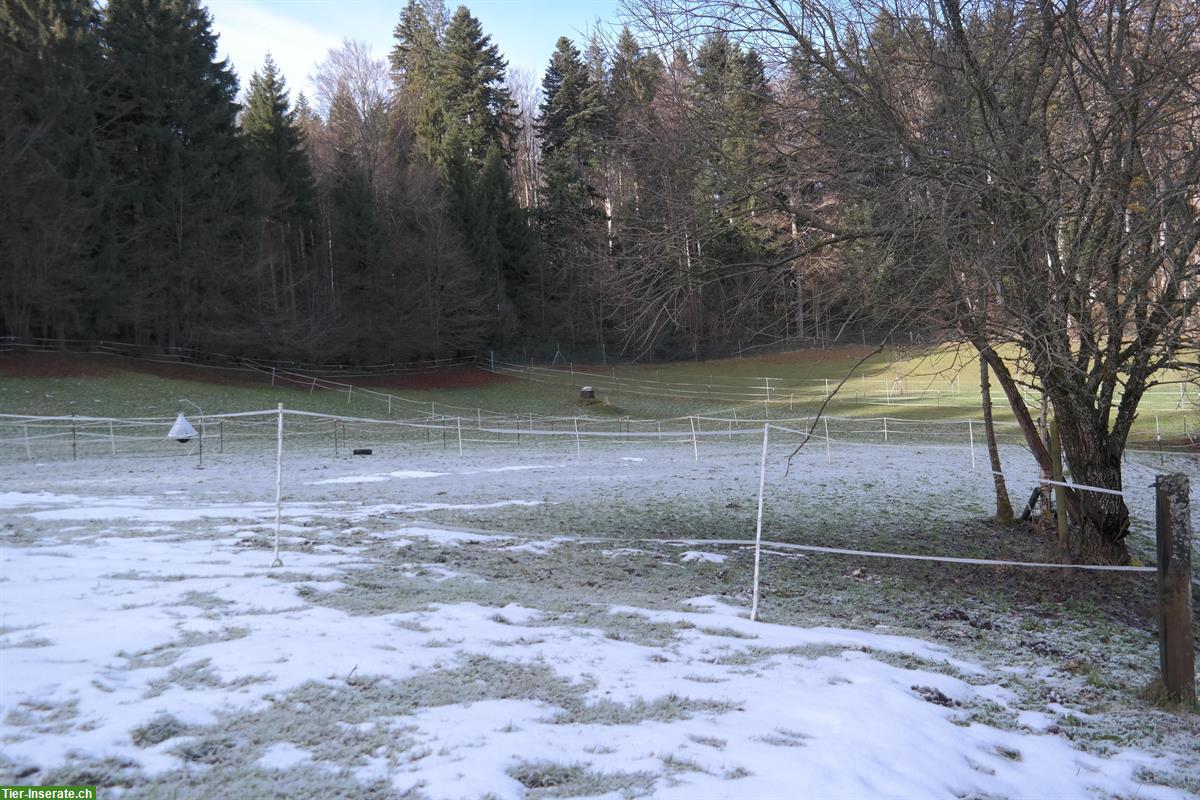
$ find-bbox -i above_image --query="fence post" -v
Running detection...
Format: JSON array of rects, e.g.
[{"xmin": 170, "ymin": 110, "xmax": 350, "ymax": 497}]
[
  {"xmin": 24, "ymin": 425, "xmax": 31, "ymax": 459},
  {"xmin": 219, "ymin": 419, "xmax": 224, "ymax": 454},
  {"xmin": 334, "ymin": 419, "xmax": 339, "ymax": 457},
  {"xmin": 823, "ymin": 417, "xmax": 831, "ymax": 463},
  {"xmin": 883, "ymin": 417, "xmax": 888, "ymax": 443},
  {"xmin": 71, "ymin": 414, "xmax": 76, "ymax": 462},
  {"xmin": 109, "ymin": 421, "xmax": 116, "ymax": 455},
  {"xmin": 456, "ymin": 417, "xmax": 463, "ymax": 456},
  {"xmin": 688, "ymin": 416, "xmax": 699, "ymax": 460},
  {"xmin": 968, "ymin": 420, "xmax": 975, "ymax": 469},
  {"xmin": 574, "ymin": 418, "xmax": 581, "ymax": 458},
  {"xmin": 1155, "ymin": 474, "xmax": 1195, "ymax": 703},
  {"xmin": 271, "ymin": 403, "xmax": 284, "ymax": 568},
  {"xmin": 751, "ymin": 423, "xmax": 771, "ymax": 622}
]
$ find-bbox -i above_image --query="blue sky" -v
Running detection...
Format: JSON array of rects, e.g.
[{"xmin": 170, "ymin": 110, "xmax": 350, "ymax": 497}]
[{"xmin": 205, "ymin": 0, "xmax": 621, "ymax": 101}]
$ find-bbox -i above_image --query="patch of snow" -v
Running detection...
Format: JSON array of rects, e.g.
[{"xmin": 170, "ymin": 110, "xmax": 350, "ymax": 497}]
[
  {"xmin": 257, "ymin": 742, "xmax": 313, "ymax": 770},
  {"xmin": 308, "ymin": 475, "xmax": 391, "ymax": 485},
  {"xmin": 680, "ymin": 551, "xmax": 727, "ymax": 564}
]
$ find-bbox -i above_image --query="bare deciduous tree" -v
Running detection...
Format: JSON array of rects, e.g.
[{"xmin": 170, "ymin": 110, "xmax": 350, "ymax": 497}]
[{"xmin": 627, "ymin": 0, "xmax": 1200, "ymax": 561}]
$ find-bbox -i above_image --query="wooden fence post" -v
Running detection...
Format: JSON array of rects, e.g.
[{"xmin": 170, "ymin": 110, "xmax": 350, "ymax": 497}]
[{"xmin": 1155, "ymin": 474, "xmax": 1196, "ymax": 703}]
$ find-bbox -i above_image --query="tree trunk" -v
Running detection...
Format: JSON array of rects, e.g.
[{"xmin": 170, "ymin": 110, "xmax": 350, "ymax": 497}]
[
  {"xmin": 980, "ymin": 359, "xmax": 1014, "ymax": 523},
  {"xmin": 1051, "ymin": 399, "xmax": 1131, "ymax": 563}
]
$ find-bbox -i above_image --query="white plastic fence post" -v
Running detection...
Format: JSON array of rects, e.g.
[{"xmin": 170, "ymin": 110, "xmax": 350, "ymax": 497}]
[
  {"xmin": 24, "ymin": 425, "xmax": 31, "ymax": 458},
  {"xmin": 456, "ymin": 417, "xmax": 463, "ymax": 456},
  {"xmin": 347, "ymin": 385, "xmax": 352, "ymax": 404},
  {"xmin": 730, "ymin": 409, "xmax": 737, "ymax": 440},
  {"xmin": 477, "ymin": 408, "xmax": 482, "ymax": 429},
  {"xmin": 824, "ymin": 417, "xmax": 831, "ymax": 463},
  {"xmin": 690, "ymin": 416, "xmax": 699, "ymax": 461},
  {"xmin": 825, "ymin": 378, "xmax": 830, "ymax": 399},
  {"xmin": 751, "ymin": 422, "xmax": 770, "ymax": 622},
  {"xmin": 310, "ymin": 378, "xmax": 317, "ymax": 395},
  {"xmin": 387, "ymin": 395, "xmax": 392, "ymax": 415},
  {"xmin": 109, "ymin": 420, "xmax": 116, "ymax": 455},
  {"xmin": 574, "ymin": 417, "xmax": 581, "ymax": 457},
  {"xmin": 271, "ymin": 367, "xmax": 276, "ymax": 386},
  {"xmin": 271, "ymin": 403, "xmax": 284, "ymax": 568},
  {"xmin": 431, "ymin": 401, "xmax": 435, "ymax": 416},
  {"xmin": 883, "ymin": 417, "xmax": 888, "ymax": 443},
  {"xmin": 968, "ymin": 420, "xmax": 976, "ymax": 469}
]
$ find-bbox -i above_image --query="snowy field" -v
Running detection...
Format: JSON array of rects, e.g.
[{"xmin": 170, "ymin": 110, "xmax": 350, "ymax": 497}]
[{"xmin": 1, "ymin": 436, "xmax": 1198, "ymax": 798}]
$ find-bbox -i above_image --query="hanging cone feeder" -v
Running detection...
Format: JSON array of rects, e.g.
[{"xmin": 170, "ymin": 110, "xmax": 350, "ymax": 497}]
[{"xmin": 169, "ymin": 413, "xmax": 197, "ymax": 443}]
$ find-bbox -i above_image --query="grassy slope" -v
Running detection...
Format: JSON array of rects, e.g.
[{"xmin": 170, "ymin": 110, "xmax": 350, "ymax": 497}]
[{"xmin": 0, "ymin": 347, "xmax": 1193, "ymax": 446}]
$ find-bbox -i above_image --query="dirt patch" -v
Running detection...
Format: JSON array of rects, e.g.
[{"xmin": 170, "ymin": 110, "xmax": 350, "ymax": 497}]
[
  {"xmin": 0, "ymin": 353, "xmax": 120, "ymax": 379},
  {"xmin": 0, "ymin": 352, "xmax": 270, "ymax": 388}
]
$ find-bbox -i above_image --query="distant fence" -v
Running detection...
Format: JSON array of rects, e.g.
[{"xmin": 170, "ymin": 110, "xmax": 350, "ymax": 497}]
[
  {"xmin": 0, "ymin": 337, "xmax": 479, "ymax": 378},
  {"xmin": 3, "ymin": 406, "xmax": 1195, "ymax": 465}
]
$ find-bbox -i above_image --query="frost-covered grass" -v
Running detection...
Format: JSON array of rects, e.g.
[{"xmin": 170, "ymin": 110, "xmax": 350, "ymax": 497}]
[
  {"xmin": 2, "ymin": 344, "xmax": 1193, "ymax": 448},
  {"xmin": 1, "ymin": 438, "xmax": 1198, "ymax": 797}
]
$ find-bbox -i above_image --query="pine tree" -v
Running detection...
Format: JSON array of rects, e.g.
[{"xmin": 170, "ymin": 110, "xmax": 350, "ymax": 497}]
[
  {"xmin": 392, "ymin": 5, "xmax": 529, "ymax": 344},
  {"xmin": 243, "ymin": 54, "xmax": 315, "ymax": 219},
  {"xmin": 390, "ymin": 0, "xmax": 446, "ymax": 160},
  {"xmin": 535, "ymin": 36, "xmax": 609, "ymax": 346},
  {"xmin": 0, "ymin": 0, "xmax": 103, "ymax": 340},
  {"xmin": 435, "ymin": 6, "xmax": 516, "ymax": 169},
  {"xmin": 609, "ymin": 27, "xmax": 660, "ymax": 112},
  {"xmin": 96, "ymin": 0, "xmax": 247, "ymax": 349},
  {"xmin": 241, "ymin": 54, "xmax": 317, "ymax": 327}
]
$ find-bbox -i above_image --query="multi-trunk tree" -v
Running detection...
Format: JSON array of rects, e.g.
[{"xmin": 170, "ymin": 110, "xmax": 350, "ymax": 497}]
[{"xmin": 624, "ymin": 0, "xmax": 1200, "ymax": 561}]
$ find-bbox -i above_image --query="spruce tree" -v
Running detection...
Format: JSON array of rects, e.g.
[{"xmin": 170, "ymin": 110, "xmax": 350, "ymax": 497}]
[
  {"xmin": 242, "ymin": 54, "xmax": 315, "ymax": 219},
  {"xmin": 535, "ymin": 36, "xmax": 608, "ymax": 346},
  {"xmin": 393, "ymin": 4, "xmax": 529, "ymax": 344},
  {"xmin": 435, "ymin": 6, "xmax": 516, "ymax": 169},
  {"xmin": 96, "ymin": 0, "xmax": 246, "ymax": 348},
  {"xmin": 242, "ymin": 54, "xmax": 317, "ymax": 325},
  {"xmin": 390, "ymin": 0, "xmax": 446, "ymax": 160},
  {"xmin": 0, "ymin": 0, "xmax": 103, "ymax": 340}
]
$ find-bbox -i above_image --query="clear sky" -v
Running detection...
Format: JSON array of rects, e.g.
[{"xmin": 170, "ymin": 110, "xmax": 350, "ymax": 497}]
[{"xmin": 205, "ymin": 0, "xmax": 622, "ymax": 101}]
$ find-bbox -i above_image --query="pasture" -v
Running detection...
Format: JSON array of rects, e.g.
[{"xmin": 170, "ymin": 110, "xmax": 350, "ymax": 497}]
[{"xmin": 1, "ymin": 348, "xmax": 1197, "ymax": 798}]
